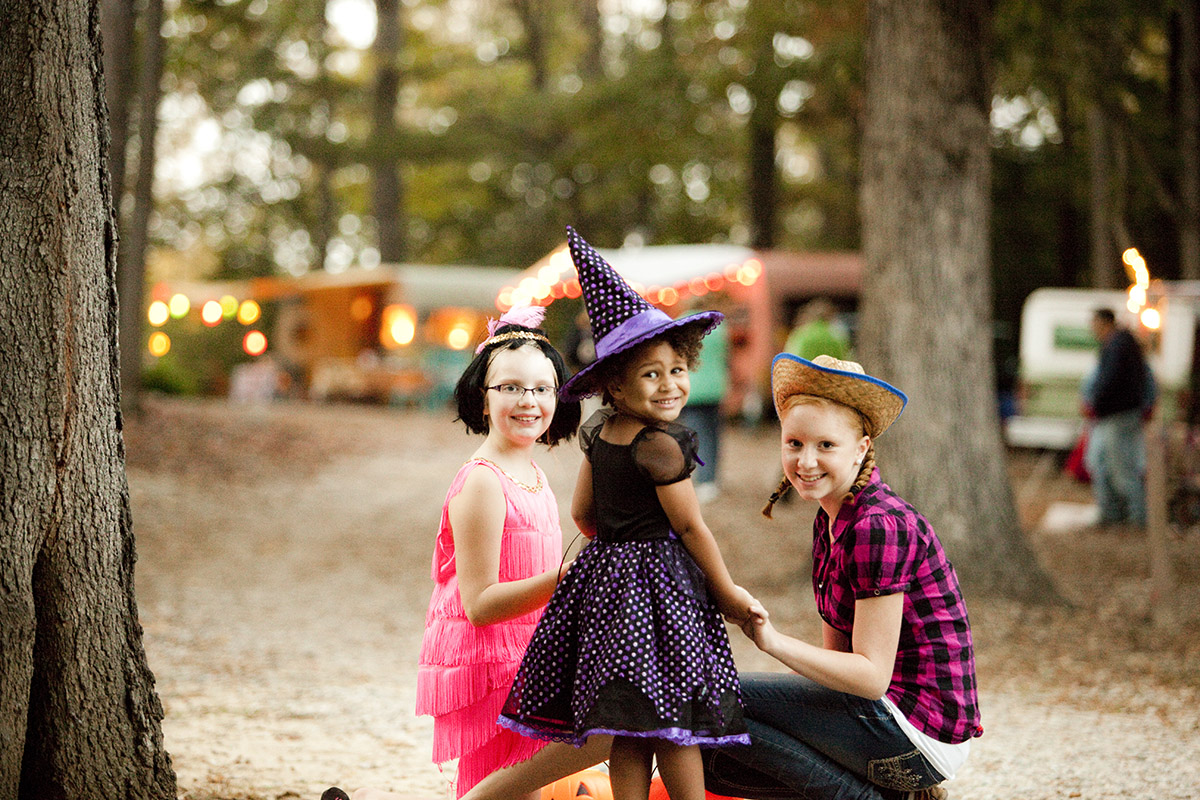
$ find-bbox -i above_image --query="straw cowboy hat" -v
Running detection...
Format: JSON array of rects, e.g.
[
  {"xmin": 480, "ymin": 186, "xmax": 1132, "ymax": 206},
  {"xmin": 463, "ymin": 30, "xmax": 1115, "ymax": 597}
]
[
  {"xmin": 771, "ymin": 353, "xmax": 907, "ymax": 438},
  {"xmin": 559, "ymin": 226, "xmax": 723, "ymax": 401}
]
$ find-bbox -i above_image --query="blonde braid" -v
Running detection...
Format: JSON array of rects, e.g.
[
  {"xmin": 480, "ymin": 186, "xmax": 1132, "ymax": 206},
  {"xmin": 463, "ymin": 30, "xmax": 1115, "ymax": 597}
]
[
  {"xmin": 761, "ymin": 475, "xmax": 792, "ymax": 519},
  {"xmin": 842, "ymin": 444, "xmax": 876, "ymax": 504}
]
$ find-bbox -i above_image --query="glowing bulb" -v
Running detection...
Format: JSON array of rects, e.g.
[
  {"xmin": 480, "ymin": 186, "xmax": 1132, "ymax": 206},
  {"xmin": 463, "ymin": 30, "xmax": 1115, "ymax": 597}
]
[
  {"xmin": 168, "ymin": 293, "xmax": 190, "ymax": 318},
  {"xmin": 1140, "ymin": 307, "xmax": 1162, "ymax": 330},
  {"xmin": 237, "ymin": 299, "xmax": 261, "ymax": 325},
  {"xmin": 243, "ymin": 330, "xmax": 268, "ymax": 356},
  {"xmin": 381, "ymin": 305, "xmax": 416, "ymax": 347},
  {"xmin": 148, "ymin": 332, "xmax": 171, "ymax": 357},
  {"xmin": 148, "ymin": 301, "xmax": 170, "ymax": 327},
  {"xmin": 201, "ymin": 300, "xmax": 223, "ymax": 326},
  {"xmin": 219, "ymin": 295, "xmax": 239, "ymax": 319},
  {"xmin": 660, "ymin": 287, "xmax": 679, "ymax": 306},
  {"xmin": 447, "ymin": 326, "xmax": 471, "ymax": 350}
]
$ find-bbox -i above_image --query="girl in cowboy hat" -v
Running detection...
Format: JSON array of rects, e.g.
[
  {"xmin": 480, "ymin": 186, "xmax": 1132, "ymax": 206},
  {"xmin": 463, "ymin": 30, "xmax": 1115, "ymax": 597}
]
[
  {"xmin": 497, "ymin": 227, "xmax": 756, "ymax": 800},
  {"xmin": 701, "ymin": 353, "xmax": 982, "ymax": 800}
]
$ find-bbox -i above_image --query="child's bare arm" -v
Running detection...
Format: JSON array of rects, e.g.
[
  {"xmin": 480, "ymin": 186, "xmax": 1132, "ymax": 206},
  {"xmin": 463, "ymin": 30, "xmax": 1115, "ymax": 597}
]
[
  {"xmin": 571, "ymin": 457, "xmax": 597, "ymax": 538},
  {"xmin": 656, "ymin": 479, "xmax": 754, "ymax": 623},
  {"xmin": 451, "ymin": 467, "xmax": 560, "ymax": 626}
]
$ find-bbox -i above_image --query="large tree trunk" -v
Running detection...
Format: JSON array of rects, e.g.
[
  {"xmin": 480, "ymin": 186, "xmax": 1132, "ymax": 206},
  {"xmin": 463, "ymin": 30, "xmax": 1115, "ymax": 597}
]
[
  {"xmin": 859, "ymin": 0, "xmax": 1056, "ymax": 601},
  {"xmin": 117, "ymin": 0, "xmax": 164, "ymax": 415},
  {"xmin": 0, "ymin": 0, "xmax": 176, "ymax": 796},
  {"xmin": 372, "ymin": 0, "xmax": 405, "ymax": 263}
]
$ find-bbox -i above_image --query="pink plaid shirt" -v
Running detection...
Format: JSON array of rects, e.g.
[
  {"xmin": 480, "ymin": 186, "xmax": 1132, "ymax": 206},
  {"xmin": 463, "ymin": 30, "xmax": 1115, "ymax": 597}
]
[{"xmin": 812, "ymin": 469, "xmax": 983, "ymax": 744}]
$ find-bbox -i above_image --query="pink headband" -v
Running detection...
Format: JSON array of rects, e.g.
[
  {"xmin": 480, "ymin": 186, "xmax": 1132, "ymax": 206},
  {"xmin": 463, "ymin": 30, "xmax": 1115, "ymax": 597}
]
[{"xmin": 475, "ymin": 306, "xmax": 549, "ymax": 354}]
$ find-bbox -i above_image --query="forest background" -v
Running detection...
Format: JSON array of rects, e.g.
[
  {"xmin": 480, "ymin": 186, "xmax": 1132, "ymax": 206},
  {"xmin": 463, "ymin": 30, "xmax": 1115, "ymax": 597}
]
[
  {"xmin": 106, "ymin": 0, "xmax": 1199, "ymax": 397},
  {"xmin": 4, "ymin": 1, "xmax": 1199, "ymax": 796}
]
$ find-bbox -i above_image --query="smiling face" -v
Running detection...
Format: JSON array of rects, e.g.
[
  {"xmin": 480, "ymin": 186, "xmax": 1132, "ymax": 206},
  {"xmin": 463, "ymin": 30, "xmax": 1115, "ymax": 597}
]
[
  {"xmin": 482, "ymin": 345, "xmax": 558, "ymax": 447},
  {"xmin": 778, "ymin": 395, "xmax": 870, "ymax": 517},
  {"xmin": 607, "ymin": 340, "xmax": 691, "ymax": 424}
]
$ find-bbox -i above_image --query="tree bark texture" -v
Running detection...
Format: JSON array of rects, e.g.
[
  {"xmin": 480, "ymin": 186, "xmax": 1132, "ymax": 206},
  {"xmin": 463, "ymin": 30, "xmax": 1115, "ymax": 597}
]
[
  {"xmin": 859, "ymin": 0, "xmax": 1056, "ymax": 600},
  {"xmin": 0, "ymin": 0, "xmax": 176, "ymax": 796},
  {"xmin": 373, "ymin": 0, "xmax": 406, "ymax": 263},
  {"xmin": 117, "ymin": 0, "xmax": 165, "ymax": 415}
]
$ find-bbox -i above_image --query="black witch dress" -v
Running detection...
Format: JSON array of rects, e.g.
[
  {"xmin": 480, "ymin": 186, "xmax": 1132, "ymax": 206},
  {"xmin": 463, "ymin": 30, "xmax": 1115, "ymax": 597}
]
[{"xmin": 499, "ymin": 408, "xmax": 748, "ymax": 747}]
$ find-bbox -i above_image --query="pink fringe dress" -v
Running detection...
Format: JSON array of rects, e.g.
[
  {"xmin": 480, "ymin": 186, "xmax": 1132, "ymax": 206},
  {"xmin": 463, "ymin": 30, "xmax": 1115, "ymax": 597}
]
[{"xmin": 415, "ymin": 459, "xmax": 560, "ymax": 796}]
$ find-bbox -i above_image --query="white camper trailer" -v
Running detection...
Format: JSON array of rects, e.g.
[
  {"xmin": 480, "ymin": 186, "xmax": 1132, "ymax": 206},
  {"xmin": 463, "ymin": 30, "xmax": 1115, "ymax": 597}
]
[{"xmin": 1006, "ymin": 283, "xmax": 1200, "ymax": 450}]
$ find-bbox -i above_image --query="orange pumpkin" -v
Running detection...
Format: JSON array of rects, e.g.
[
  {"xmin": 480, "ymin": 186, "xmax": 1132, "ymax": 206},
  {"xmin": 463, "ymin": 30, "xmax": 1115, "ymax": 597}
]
[
  {"xmin": 647, "ymin": 775, "xmax": 745, "ymax": 800},
  {"xmin": 540, "ymin": 768, "xmax": 613, "ymax": 800}
]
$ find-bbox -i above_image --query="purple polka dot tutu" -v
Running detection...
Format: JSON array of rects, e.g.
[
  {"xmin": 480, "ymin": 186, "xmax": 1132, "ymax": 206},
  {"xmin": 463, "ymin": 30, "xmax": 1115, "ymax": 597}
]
[{"xmin": 499, "ymin": 410, "xmax": 749, "ymax": 747}]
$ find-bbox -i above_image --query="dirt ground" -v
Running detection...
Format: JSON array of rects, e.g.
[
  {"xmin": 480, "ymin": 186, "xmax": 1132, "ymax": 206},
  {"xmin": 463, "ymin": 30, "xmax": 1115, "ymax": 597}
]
[{"xmin": 125, "ymin": 396, "xmax": 1200, "ymax": 800}]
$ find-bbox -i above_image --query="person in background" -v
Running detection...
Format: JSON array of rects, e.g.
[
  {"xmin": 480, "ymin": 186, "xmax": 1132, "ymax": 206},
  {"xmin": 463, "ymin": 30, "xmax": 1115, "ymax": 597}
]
[
  {"xmin": 785, "ymin": 297, "xmax": 851, "ymax": 362},
  {"xmin": 678, "ymin": 299, "xmax": 729, "ymax": 503},
  {"xmin": 1082, "ymin": 307, "xmax": 1156, "ymax": 529}
]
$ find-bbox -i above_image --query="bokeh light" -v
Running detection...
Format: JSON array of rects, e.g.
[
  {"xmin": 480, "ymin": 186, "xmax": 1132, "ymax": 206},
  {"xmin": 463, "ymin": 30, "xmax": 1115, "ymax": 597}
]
[
  {"xmin": 219, "ymin": 295, "xmax": 239, "ymax": 319},
  {"xmin": 169, "ymin": 293, "xmax": 190, "ymax": 318},
  {"xmin": 243, "ymin": 330, "xmax": 268, "ymax": 356},
  {"xmin": 447, "ymin": 325, "xmax": 471, "ymax": 350},
  {"xmin": 148, "ymin": 332, "xmax": 171, "ymax": 357},
  {"xmin": 380, "ymin": 304, "xmax": 416, "ymax": 347},
  {"xmin": 201, "ymin": 300, "xmax": 223, "ymax": 326},
  {"xmin": 148, "ymin": 301, "xmax": 170, "ymax": 327},
  {"xmin": 238, "ymin": 299, "xmax": 261, "ymax": 325}
]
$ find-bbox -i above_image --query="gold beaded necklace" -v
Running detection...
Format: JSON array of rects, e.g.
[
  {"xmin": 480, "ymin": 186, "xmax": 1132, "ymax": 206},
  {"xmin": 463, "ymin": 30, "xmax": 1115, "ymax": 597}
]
[{"xmin": 472, "ymin": 457, "xmax": 543, "ymax": 493}]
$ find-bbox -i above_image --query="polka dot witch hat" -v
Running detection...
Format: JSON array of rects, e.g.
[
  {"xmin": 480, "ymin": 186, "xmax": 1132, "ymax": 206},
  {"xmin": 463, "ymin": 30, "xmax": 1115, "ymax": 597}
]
[{"xmin": 559, "ymin": 226, "xmax": 723, "ymax": 400}]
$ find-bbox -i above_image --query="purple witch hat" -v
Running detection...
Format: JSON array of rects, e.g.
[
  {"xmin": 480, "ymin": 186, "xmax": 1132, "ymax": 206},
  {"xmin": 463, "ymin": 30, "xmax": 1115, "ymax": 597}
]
[{"xmin": 559, "ymin": 226, "xmax": 723, "ymax": 401}]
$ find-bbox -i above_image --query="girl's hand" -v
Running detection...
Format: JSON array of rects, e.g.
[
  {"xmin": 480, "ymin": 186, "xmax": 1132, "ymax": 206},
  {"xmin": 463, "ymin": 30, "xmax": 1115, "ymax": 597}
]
[
  {"xmin": 740, "ymin": 607, "xmax": 780, "ymax": 654},
  {"xmin": 718, "ymin": 584, "xmax": 758, "ymax": 625}
]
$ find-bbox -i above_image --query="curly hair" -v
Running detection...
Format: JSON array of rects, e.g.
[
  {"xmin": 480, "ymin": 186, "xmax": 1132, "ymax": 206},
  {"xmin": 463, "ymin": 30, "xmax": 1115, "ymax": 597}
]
[
  {"xmin": 453, "ymin": 324, "xmax": 581, "ymax": 446},
  {"xmin": 583, "ymin": 321, "xmax": 708, "ymax": 405}
]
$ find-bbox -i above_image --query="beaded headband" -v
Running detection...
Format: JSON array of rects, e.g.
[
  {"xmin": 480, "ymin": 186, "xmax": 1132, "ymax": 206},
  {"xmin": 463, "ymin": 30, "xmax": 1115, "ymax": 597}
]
[
  {"xmin": 478, "ymin": 330, "xmax": 550, "ymax": 351},
  {"xmin": 475, "ymin": 305, "xmax": 550, "ymax": 354}
]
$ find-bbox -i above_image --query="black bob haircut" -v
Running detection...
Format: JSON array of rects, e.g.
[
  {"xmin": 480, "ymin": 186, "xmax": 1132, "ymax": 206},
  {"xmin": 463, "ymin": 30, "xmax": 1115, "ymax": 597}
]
[{"xmin": 453, "ymin": 323, "xmax": 581, "ymax": 446}]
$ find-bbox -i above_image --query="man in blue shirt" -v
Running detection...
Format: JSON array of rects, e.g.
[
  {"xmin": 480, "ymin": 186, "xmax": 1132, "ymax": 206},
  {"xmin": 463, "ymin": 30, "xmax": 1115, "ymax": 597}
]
[{"xmin": 1082, "ymin": 308, "xmax": 1156, "ymax": 527}]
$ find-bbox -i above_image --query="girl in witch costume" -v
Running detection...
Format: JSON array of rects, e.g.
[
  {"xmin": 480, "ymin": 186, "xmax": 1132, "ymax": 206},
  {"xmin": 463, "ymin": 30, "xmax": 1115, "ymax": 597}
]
[
  {"xmin": 498, "ymin": 227, "xmax": 756, "ymax": 800},
  {"xmin": 324, "ymin": 306, "xmax": 581, "ymax": 800}
]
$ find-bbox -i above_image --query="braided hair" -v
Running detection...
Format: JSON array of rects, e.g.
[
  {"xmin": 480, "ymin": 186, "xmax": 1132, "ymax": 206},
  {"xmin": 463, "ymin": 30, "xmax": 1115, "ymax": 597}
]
[{"xmin": 761, "ymin": 396, "xmax": 874, "ymax": 519}]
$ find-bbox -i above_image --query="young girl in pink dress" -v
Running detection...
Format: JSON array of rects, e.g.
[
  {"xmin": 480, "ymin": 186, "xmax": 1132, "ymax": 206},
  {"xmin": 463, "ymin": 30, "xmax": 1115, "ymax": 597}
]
[{"xmin": 323, "ymin": 307, "xmax": 580, "ymax": 800}]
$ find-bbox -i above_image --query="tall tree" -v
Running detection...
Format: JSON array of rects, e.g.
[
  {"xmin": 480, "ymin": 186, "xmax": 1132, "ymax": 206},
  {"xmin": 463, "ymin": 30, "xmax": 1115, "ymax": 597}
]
[
  {"xmin": 373, "ymin": 0, "xmax": 406, "ymax": 263},
  {"xmin": 100, "ymin": 0, "xmax": 136, "ymax": 205},
  {"xmin": 0, "ymin": 0, "xmax": 176, "ymax": 795},
  {"xmin": 858, "ymin": 0, "xmax": 1055, "ymax": 599},
  {"xmin": 117, "ymin": 0, "xmax": 166, "ymax": 414}
]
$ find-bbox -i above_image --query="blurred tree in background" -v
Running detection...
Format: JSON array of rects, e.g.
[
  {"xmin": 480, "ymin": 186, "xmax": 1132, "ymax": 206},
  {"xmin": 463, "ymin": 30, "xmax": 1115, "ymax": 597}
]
[{"xmin": 113, "ymin": 1, "xmax": 1191, "ymax": 285}]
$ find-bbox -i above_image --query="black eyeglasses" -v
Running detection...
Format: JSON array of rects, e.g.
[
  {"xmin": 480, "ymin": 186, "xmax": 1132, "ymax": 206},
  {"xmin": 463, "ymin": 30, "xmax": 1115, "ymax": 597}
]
[{"xmin": 486, "ymin": 384, "xmax": 557, "ymax": 401}]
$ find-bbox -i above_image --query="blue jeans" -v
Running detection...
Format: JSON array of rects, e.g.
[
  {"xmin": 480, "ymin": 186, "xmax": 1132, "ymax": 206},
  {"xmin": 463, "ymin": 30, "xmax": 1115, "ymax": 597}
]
[
  {"xmin": 702, "ymin": 673, "xmax": 943, "ymax": 800},
  {"xmin": 1084, "ymin": 409, "xmax": 1147, "ymax": 525}
]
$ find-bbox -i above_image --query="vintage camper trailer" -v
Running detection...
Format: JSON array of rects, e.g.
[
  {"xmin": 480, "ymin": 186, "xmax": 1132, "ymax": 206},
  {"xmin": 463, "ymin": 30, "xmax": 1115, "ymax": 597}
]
[{"xmin": 1007, "ymin": 282, "xmax": 1200, "ymax": 449}]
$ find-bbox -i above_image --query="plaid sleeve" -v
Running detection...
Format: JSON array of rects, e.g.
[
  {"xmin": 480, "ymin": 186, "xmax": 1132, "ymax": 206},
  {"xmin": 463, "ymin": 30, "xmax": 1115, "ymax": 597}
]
[{"xmin": 843, "ymin": 511, "xmax": 923, "ymax": 600}]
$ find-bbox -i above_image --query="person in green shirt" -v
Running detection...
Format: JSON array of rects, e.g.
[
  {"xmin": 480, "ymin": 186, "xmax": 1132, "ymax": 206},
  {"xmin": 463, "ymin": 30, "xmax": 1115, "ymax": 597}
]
[{"xmin": 785, "ymin": 297, "xmax": 850, "ymax": 362}]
